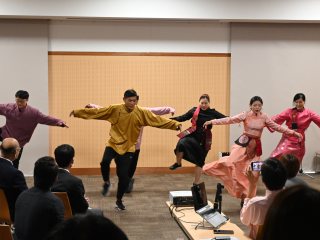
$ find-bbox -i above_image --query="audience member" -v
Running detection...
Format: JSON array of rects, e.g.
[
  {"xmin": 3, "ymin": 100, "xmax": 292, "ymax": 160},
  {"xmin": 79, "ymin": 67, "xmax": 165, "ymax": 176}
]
[
  {"xmin": 240, "ymin": 158, "xmax": 287, "ymax": 239},
  {"xmin": 0, "ymin": 138, "xmax": 27, "ymax": 222},
  {"xmin": 0, "ymin": 90, "xmax": 68, "ymax": 168},
  {"xmin": 45, "ymin": 213, "xmax": 128, "ymax": 240},
  {"xmin": 257, "ymin": 185, "xmax": 320, "ymax": 240},
  {"xmin": 52, "ymin": 144, "xmax": 102, "ymax": 215},
  {"xmin": 14, "ymin": 156, "xmax": 64, "ymax": 240},
  {"xmin": 280, "ymin": 154, "xmax": 307, "ymax": 188}
]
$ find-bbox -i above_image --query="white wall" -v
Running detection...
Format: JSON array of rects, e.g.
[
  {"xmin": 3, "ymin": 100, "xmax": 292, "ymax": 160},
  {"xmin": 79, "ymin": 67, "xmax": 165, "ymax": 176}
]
[
  {"xmin": 0, "ymin": 20, "xmax": 49, "ymax": 175},
  {"xmin": 2, "ymin": 19, "xmax": 320, "ymax": 174},
  {"xmin": 0, "ymin": 20, "xmax": 230, "ymax": 175},
  {"xmin": 50, "ymin": 20, "xmax": 320, "ymax": 172},
  {"xmin": 49, "ymin": 21, "xmax": 230, "ymax": 52},
  {"xmin": 231, "ymin": 23, "xmax": 320, "ymax": 172},
  {"xmin": 1, "ymin": 0, "xmax": 320, "ymax": 22}
]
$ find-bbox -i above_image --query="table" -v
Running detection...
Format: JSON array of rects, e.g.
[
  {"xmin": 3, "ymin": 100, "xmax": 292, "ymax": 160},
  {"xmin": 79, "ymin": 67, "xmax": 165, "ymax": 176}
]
[{"xmin": 166, "ymin": 201, "xmax": 250, "ymax": 240}]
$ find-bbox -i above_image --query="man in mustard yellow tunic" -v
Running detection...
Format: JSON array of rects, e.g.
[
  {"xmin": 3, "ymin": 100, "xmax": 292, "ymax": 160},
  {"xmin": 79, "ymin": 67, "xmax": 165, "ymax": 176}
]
[{"xmin": 70, "ymin": 89, "xmax": 180, "ymax": 210}]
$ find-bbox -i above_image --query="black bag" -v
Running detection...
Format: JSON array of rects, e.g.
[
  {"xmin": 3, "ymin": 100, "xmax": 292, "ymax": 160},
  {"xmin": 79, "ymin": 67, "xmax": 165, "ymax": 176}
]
[{"xmin": 234, "ymin": 134, "xmax": 251, "ymax": 147}]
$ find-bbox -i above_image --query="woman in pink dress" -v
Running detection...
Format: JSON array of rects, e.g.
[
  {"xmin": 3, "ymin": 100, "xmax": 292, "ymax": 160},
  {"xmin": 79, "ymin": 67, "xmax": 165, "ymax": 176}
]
[
  {"xmin": 270, "ymin": 93, "xmax": 320, "ymax": 163},
  {"xmin": 202, "ymin": 96, "xmax": 302, "ymax": 202}
]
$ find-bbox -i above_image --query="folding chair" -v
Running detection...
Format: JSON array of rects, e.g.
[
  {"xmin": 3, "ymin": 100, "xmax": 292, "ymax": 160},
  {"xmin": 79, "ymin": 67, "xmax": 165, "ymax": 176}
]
[
  {"xmin": 0, "ymin": 189, "xmax": 12, "ymax": 225},
  {"xmin": 0, "ymin": 224, "xmax": 13, "ymax": 240},
  {"xmin": 52, "ymin": 192, "xmax": 73, "ymax": 220}
]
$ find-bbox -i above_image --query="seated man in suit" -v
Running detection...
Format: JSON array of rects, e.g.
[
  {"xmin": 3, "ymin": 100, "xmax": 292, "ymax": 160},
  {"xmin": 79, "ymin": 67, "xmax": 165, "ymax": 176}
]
[
  {"xmin": 0, "ymin": 138, "xmax": 28, "ymax": 222},
  {"xmin": 52, "ymin": 144, "xmax": 102, "ymax": 215},
  {"xmin": 51, "ymin": 144, "xmax": 89, "ymax": 214},
  {"xmin": 14, "ymin": 156, "xmax": 64, "ymax": 240}
]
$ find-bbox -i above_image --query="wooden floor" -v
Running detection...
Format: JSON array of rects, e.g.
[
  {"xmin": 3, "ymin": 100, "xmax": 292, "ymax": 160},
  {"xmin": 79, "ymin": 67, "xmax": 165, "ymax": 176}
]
[{"xmin": 26, "ymin": 172, "xmax": 320, "ymax": 240}]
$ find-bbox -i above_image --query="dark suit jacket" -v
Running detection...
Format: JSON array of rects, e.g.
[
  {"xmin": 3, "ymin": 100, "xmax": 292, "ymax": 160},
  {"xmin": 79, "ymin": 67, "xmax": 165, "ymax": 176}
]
[
  {"xmin": 0, "ymin": 157, "xmax": 28, "ymax": 221},
  {"xmin": 51, "ymin": 168, "xmax": 89, "ymax": 214},
  {"xmin": 14, "ymin": 187, "xmax": 64, "ymax": 240}
]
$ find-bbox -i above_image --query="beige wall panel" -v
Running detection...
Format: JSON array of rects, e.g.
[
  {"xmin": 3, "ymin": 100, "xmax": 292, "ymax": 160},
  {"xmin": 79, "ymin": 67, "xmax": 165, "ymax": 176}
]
[{"xmin": 49, "ymin": 54, "xmax": 230, "ymax": 168}]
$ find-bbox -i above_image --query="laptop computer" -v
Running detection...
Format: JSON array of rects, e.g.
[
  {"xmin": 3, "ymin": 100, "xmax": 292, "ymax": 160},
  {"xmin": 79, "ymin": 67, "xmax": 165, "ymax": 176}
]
[{"xmin": 191, "ymin": 182, "xmax": 228, "ymax": 229}]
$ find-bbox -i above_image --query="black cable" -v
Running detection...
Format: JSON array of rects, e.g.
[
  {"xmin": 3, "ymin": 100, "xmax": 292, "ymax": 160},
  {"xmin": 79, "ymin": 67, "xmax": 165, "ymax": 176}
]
[
  {"xmin": 173, "ymin": 206, "xmax": 202, "ymax": 224},
  {"xmin": 194, "ymin": 219, "xmax": 213, "ymax": 230},
  {"xmin": 174, "ymin": 206, "xmax": 194, "ymax": 212}
]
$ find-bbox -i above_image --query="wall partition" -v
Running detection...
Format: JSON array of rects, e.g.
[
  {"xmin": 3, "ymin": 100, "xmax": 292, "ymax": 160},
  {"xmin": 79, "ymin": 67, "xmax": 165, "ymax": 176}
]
[
  {"xmin": 0, "ymin": 20, "xmax": 49, "ymax": 175},
  {"xmin": 49, "ymin": 52, "xmax": 230, "ymax": 173},
  {"xmin": 231, "ymin": 23, "xmax": 320, "ymax": 172}
]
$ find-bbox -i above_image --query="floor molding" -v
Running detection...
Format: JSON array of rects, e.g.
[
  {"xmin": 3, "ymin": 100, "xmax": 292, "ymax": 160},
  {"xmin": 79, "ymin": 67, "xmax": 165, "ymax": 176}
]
[{"xmin": 70, "ymin": 167, "xmax": 195, "ymax": 175}]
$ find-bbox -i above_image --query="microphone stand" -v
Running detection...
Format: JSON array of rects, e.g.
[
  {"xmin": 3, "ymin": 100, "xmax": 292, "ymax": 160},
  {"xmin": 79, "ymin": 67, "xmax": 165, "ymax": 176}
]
[{"xmin": 214, "ymin": 183, "xmax": 224, "ymax": 213}]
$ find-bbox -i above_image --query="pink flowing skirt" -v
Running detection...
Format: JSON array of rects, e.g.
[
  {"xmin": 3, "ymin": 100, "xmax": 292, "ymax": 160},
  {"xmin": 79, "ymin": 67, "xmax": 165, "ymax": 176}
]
[{"xmin": 203, "ymin": 144, "xmax": 260, "ymax": 199}]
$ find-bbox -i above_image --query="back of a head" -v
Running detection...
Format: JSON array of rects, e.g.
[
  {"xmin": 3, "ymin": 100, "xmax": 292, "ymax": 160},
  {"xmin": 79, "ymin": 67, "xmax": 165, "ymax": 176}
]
[
  {"xmin": 261, "ymin": 158, "xmax": 287, "ymax": 191},
  {"xmin": 0, "ymin": 138, "xmax": 20, "ymax": 160},
  {"xmin": 15, "ymin": 90, "xmax": 29, "ymax": 100},
  {"xmin": 258, "ymin": 185, "xmax": 320, "ymax": 240},
  {"xmin": 54, "ymin": 144, "xmax": 75, "ymax": 168},
  {"xmin": 46, "ymin": 213, "xmax": 128, "ymax": 240},
  {"xmin": 34, "ymin": 156, "xmax": 58, "ymax": 191},
  {"xmin": 280, "ymin": 154, "xmax": 300, "ymax": 179}
]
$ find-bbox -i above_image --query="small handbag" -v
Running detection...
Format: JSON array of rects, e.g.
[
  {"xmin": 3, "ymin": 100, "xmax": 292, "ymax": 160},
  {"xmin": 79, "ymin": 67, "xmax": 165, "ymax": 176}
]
[{"xmin": 234, "ymin": 134, "xmax": 251, "ymax": 147}]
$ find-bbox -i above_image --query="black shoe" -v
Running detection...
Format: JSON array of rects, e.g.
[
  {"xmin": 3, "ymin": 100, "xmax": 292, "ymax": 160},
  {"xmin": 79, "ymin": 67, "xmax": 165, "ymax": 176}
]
[
  {"xmin": 115, "ymin": 200, "xmax": 126, "ymax": 211},
  {"xmin": 169, "ymin": 163, "xmax": 182, "ymax": 170},
  {"xmin": 101, "ymin": 183, "xmax": 111, "ymax": 197},
  {"xmin": 126, "ymin": 178, "xmax": 135, "ymax": 193}
]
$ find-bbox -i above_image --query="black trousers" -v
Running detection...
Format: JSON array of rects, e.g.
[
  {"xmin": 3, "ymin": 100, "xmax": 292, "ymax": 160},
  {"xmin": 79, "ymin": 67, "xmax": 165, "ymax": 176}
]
[
  {"xmin": 100, "ymin": 147, "xmax": 134, "ymax": 200},
  {"xmin": 128, "ymin": 149, "xmax": 140, "ymax": 179}
]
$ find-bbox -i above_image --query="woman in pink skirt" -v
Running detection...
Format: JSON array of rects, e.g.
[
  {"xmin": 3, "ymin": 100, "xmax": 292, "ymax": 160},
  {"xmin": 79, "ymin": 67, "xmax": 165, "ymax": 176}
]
[
  {"xmin": 270, "ymin": 93, "xmax": 320, "ymax": 163},
  {"xmin": 202, "ymin": 96, "xmax": 302, "ymax": 202}
]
